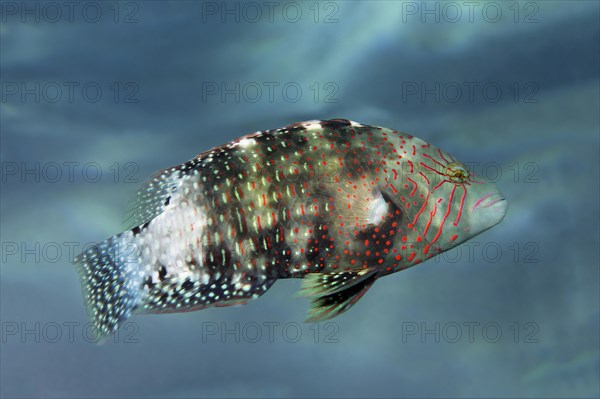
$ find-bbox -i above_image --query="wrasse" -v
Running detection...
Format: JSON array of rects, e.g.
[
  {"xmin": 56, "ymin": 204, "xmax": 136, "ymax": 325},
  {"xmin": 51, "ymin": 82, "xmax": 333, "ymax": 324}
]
[{"xmin": 75, "ymin": 119, "xmax": 507, "ymax": 340}]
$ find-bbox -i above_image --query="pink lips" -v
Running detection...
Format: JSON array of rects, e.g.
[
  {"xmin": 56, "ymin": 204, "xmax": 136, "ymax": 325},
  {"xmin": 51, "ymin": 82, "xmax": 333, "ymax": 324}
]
[{"xmin": 472, "ymin": 192, "xmax": 504, "ymax": 211}]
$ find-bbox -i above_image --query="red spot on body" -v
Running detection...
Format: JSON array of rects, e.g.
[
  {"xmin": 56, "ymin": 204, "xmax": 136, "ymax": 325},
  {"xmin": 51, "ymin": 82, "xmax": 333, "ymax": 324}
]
[
  {"xmin": 423, "ymin": 205, "xmax": 437, "ymax": 236},
  {"xmin": 422, "ymin": 153, "xmax": 446, "ymax": 169},
  {"xmin": 430, "ymin": 185, "xmax": 457, "ymax": 245},
  {"xmin": 453, "ymin": 185, "xmax": 467, "ymax": 226},
  {"xmin": 437, "ymin": 148, "xmax": 450, "ymax": 164},
  {"xmin": 420, "ymin": 161, "xmax": 445, "ymax": 177},
  {"xmin": 407, "ymin": 177, "xmax": 418, "ymax": 196}
]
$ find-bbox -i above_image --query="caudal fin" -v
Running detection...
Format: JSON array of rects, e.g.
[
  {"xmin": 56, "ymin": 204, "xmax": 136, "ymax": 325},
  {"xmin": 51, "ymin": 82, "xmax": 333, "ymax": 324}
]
[{"xmin": 74, "ymin": 233, "xmax": 142, "ymax": 341}]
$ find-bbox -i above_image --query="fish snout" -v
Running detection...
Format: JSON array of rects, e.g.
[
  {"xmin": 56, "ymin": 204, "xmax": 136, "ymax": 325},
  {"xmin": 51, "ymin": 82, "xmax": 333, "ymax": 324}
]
[{"xmin": 472, "ymin": 192, "xmax": 508, "ymax": 231}]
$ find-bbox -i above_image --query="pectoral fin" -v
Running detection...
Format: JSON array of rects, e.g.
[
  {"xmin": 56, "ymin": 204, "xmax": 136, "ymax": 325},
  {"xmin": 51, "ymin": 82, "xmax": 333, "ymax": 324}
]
[{"xmin": 299, "ymin": 268, "xmax": 378, "ymax": 322}]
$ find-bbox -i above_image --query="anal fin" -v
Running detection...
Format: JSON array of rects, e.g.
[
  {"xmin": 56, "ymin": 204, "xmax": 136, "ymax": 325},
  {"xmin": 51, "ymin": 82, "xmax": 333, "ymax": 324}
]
[{"xmin": 299, "ymin": 268, "xmax": 377, "ymax": 322}]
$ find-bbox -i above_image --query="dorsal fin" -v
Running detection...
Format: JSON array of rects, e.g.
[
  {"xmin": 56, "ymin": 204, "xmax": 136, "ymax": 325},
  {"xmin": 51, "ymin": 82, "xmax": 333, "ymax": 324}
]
[
  {"xmin": 122, "ymin": 160, "xmax": 200, "ymax": 230},
  {"xmin": 298, "ymin": 268, "xmax": 378, "ymax": 322}
]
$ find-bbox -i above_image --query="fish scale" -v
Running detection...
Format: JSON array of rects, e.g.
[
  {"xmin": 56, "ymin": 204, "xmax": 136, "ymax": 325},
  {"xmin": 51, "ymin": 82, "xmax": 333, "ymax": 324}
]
[{"xmin": 74, "ymin": 118, "xmax": 508, "ymax": 340}]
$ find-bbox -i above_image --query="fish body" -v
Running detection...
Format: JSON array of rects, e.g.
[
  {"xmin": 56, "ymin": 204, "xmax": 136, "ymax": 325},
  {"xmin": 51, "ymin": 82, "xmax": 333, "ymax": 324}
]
[{"xmin": 75, "ymin": 119, "xmax": 507, "ymax": 339}]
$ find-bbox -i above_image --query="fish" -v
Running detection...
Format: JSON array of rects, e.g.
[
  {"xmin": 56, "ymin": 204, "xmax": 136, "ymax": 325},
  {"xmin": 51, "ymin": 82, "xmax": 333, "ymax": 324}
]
[{"xmin": 74, "ymin": 119, "xmax": 507, "ymax": 340}]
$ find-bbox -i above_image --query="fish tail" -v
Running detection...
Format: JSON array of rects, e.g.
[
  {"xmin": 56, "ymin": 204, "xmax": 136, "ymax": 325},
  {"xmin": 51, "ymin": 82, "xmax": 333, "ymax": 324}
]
[{"xmin": 74, "ymin": 233, "xmax": 143, "ymax": 342}]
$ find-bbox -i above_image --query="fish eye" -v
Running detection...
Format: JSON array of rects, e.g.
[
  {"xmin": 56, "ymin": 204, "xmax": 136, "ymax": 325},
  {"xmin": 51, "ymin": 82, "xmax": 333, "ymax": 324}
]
[{"xmin": 446, "ymin": 163, "xmax": 469, "ymax": 183}]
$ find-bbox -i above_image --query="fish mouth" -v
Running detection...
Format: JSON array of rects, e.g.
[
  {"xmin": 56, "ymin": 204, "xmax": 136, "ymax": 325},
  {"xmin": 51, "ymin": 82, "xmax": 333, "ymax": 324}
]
[
  {"xmin": 472, "ymin": 192, "xmax": 504, "ymax": 211},
  {"xmin": 473, "ymin": 192, "xmax": 508, "ymax": 229}
]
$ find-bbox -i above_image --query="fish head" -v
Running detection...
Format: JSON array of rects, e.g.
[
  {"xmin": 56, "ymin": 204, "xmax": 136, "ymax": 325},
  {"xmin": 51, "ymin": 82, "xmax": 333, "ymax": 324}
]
[{"xmin": 393, "ymin": 135, "xmax": 508, "ymax": 258}]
